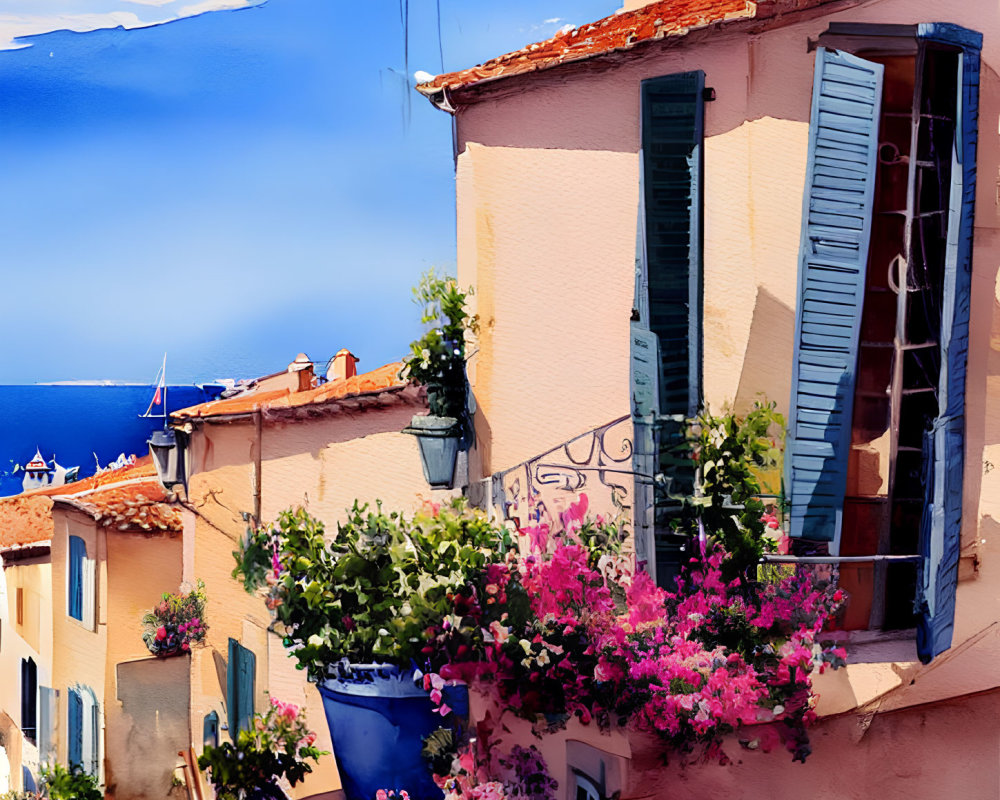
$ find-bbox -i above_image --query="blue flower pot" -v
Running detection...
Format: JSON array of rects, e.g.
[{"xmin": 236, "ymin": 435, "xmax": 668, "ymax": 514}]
[{"xmin": 318, "ymin": 664, "xmax": 467, "ymax": 800}]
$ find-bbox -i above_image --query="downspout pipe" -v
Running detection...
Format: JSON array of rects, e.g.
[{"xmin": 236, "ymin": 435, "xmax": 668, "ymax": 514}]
[{"xmin": 253, "ymin": 409, "xmax": 262, "ymax": 527}]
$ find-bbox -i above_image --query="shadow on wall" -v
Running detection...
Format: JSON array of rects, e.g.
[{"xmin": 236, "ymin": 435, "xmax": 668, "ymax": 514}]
[
  {"xmin": 734, "ymin": 287, "xmax": 795, "ymax": 415},
  {"xmin": 110, "ymin": 657, "xmax": 190, "ymax": 800}
]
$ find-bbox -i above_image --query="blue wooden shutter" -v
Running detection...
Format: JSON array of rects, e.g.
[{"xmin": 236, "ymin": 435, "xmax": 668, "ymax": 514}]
[
  {"xmin": 68, "ymin": 536, "xmax": 85, "ymax": 621},
  {"xmin": 786, "ymin": 48, "xmax": 883, "ymax": 543},
  {"xmin": 915, "ymin": 24, "xmax": 981, "ymax": 664},
  {"xmin": 68, "ymin": 689, "xmax": 83, "ymax": 766},
  {"xmin": 227, "ymin": 638, "xmax": 255, "ymax": 737},
  {"xmin": 238, "ymin": 645, "xmax": 255, "ymax": 734},
  {"xmin": 640, "ymin": 71, "xmax": 704, "ymax": 418},
  {"xmin": 226, "ymin": 638, "xmax": 237, "ymax": 737}
]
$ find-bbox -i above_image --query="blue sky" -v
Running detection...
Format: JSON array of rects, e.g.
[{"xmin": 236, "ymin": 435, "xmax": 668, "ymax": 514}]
[{"xmin": 0, "ymin": 0, "xmax": 614, "ymax": 384}]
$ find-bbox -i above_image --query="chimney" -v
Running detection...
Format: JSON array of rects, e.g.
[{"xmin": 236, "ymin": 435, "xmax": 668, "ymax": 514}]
[
  {"xmin": 287, "ymin": 353, "xmax": 315, "ymax": 392},
  {"xmin": 327, "ymin": 349, "xmax": 359, "ymax": 382}
]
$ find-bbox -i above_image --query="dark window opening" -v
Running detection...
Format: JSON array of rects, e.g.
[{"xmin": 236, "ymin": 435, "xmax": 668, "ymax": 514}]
[
  {"xmin": 21, "ymin": 657, "xmax": 37, "ymax": 744},
  {"xmin": 839, "ymin": 45, "xmax": 959, "ymax": 631}
]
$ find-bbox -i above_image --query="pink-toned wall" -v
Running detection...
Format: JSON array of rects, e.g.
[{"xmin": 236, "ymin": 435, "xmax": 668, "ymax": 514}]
[
  {"xmin": 450, "ymin": 0, "xmax": 1000, "ymax": 794},
  {"xmin": 183, "ymin": 399, "xmax": 458, "ymax": 798}
]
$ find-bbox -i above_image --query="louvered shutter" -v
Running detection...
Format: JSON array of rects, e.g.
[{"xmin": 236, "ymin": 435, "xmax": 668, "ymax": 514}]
[
  {"xmin": 68, "ymin": 536, "xmax": 85, "ymax": 621},
  {"xmin": 68, "ymin": 689, "xmax": 83, "ymax": 766},
  {"xmin": 640, "ymin": 71, "xmax": 704, "ymax": 418},
  {"xmin": 81, "ymin": 556, "xmax": 96, "ymax": 631},
  {"xmin": 39, "ymin": 686, "xmax": 57, "ymax": 764},
  {"xmin": 786, "ymin": 48, "xmax": 883, "ymax": 543},
  {"xmin": 227, "ymin": 639, "xmax": 256, "ymax": 737},
  {"xmin": 237, "ymin": 645, "xmax": 256, "ymax": 734},
  {"xmin": 915, "ymin": 24, "xmax": 981, "ymax": 663}
]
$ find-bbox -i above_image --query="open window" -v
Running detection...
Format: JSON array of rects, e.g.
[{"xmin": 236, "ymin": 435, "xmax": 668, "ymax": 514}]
[
  {"xmin": 21, "ymin": 657, "xmax": 37, "ymax": 744},
  {"xmin": 785, "ymin": 24, "xmax": 980, "ymax": 661}
]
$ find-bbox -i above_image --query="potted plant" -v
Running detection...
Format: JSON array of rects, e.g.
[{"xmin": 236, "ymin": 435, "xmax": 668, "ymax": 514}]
[
  {"xmin": 400, "ymin": 269, "xmax": 478, "ymax": 489},
  {"xmin": 197, "ymin": 696, "xmax": 327, "ymax": 800},
  {"xmin": 141, "ymin": 580, "xmax": 208, "ymax": 657},
  {"xmin": 233, "ymin": 501, "xmax": 507, "ymax": 800}
]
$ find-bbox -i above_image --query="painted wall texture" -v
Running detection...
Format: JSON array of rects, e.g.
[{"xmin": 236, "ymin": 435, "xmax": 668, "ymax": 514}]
[
  {"xmin": 0, "ymin": 556, "xmax": 52, "ymax": 792},
  {"xmin": 446, "ymin": 0, "xmax": 1000, "ymax": 795},
  {"xmin": 103, "ymin": 530, "xmax": 183, "ymax": 799}
]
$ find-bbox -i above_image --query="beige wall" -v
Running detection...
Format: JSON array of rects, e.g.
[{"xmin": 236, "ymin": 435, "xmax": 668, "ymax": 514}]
[
  {"xmin": 50, "ymin": 510, "xmax": 106, "ymax": 770},
  {"xmin": 112, "ymin": 657, "xmax": 190, "ymax": 800},
  {"xmin": 0, "ymin": 555, "xmax": 52, "ymax": 791},
  {"xmin": 104, "ymin": 531, "xmax": 184, "ymax": 799},
  {"xmin": 450, "ymin": 0, "xmax": 1000, "ymax": 793}
]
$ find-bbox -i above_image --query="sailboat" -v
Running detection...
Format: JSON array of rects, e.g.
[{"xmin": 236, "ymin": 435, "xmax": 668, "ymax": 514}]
[{"xmin": 141, "ymin": 353, "xmax": 167, "ymax": 419}]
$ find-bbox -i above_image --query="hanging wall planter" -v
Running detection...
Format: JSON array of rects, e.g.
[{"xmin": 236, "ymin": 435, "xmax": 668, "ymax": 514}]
[{"xmin": 403, "ymin": 413, "xmax": 461, "ymax": 490}]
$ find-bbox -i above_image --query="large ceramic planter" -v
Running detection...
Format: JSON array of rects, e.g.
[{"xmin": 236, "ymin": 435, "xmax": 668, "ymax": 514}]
[{"xmin": 318, "ymin": 664, "xmax": 467, "ymax": 800}]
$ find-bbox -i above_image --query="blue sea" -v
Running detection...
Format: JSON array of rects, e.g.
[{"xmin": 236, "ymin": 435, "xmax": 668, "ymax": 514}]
[{"xmin": 0, "ymin": 384, "xmax": 223, "ymax": 497}]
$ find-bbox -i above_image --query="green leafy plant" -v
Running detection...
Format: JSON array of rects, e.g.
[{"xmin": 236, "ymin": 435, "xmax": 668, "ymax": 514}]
[
  {"xmin": 197, "ymin": 697, "xmax": 327, "ymax": 800},
  {"xmin": 400, "ymin": 269, "xmax": 477, "ymax": 419},
  {"xmin": 39, "ymin": 764, "xmax": 101, "ymax": 800},
  {"xmin": 232, "ymin": 500, "xmax": 510, "ymax": 681},
  {"xmin": 666, "ymin": 401, "xmax": 786, "ymax": 583},
  {"xmin": 141, "ymin": 580, "xmax": 208, "ymax": 657}
]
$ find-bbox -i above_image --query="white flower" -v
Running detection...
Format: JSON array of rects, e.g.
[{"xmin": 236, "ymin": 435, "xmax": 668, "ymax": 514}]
[
  {"xmin": 536, "ymin": 650, "xmax": 551, "ymax": 666},
  {"xmin": 307, "ymin": 634, "xmax": 324, "ymax": 647}
]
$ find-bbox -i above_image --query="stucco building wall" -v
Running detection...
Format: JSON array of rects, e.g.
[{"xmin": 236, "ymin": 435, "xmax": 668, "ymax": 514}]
[
  {"xmin": 0, "ymin": 556, "xmax": 52, "ymax": 791},
  {"xmin": 103, "ymin": 531, "xmax": 183, "ymax": 799},
  {"xmin": 50, "ymin": 510, "xmax": 107, "ymax": 769},
  {"xmin": 449, "ymin": 0, "xmax": 1000, "ymax": 793}
]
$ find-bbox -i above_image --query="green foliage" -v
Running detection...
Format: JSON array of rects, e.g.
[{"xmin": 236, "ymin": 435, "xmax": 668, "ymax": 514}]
[
  {"xmin": 669, "ymin": 400, "xmax": 786, "ymax": 582},
  {"xmin": 232, "ymin": 499, "xmax": 511, "ymax": 680},
  {"xmin": 197, "ymin": 698, "xmax": 326, "ymax": 800},
  {"xmin": 421, "ymin": 727, "xmax": 456, "ymax": 777},
  {"xmin": 40, "ymin": 764, "xmax": 101, "ymax": 800},
  {"xmin": 400, "ymin": 269, "xmax": 477, "ymax": 418}
]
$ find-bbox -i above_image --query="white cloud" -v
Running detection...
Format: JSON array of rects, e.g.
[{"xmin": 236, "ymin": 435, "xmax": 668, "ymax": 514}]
[
  {"xmin": 178, "ymin": 0, "xmax": 252, "ymax": 16},
  {"xmin": 0, "ymin": 0, "xmax": 264, "ymax": 50}
]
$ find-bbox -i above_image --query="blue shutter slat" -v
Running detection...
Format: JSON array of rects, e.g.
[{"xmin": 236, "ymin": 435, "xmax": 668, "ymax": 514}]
[
  {"xmin": 916, "ymin": 25, "xmax": 980, "ymax": 663},
  {"xmin": 238, "ymin": 645, "xmax": 255, "ymax": 735},
  {"xmin": 226, "ymin": 638, "xmax": 237, "ymax": 738},
  {"xmin": 68, "ymin": 690, "xmax": 83, "ymax": 766},
  {"xmin": 640, "ymin": 70, "xmax": 704, "ymax": 418},
  {"xmin": 787, "ymin": 48, "xmax": 883, "ymax": 543},
  {"xmin": 68, "ymin": 536, "xmax": 85, "ymax": 621}
]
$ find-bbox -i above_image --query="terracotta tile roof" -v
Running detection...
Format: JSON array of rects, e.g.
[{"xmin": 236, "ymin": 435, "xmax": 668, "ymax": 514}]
[
  {"xmin": 417, "ymin": 0, "xmax": 843, "ymax": 97},
  {"xmin": 0, "ymin": 495, "xmax": 54, "ymax": 550},
  {"xmin": 172, "ymin": 362, "xmax": 408, "ymax": 421},
  {"xmin": 26, "ymin": 455, "xmax": 157, "ymax": 498},
  {"xmin": 0, "ymin": 457, "xmax": 176, "ymax": 550},
  {"xmin": 417, "ymin": 0, "xmax": 750, "ymax": 95},
  {"xmin": 64, "ymin": 481, "xmax": 182, "ymax": 532}
]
